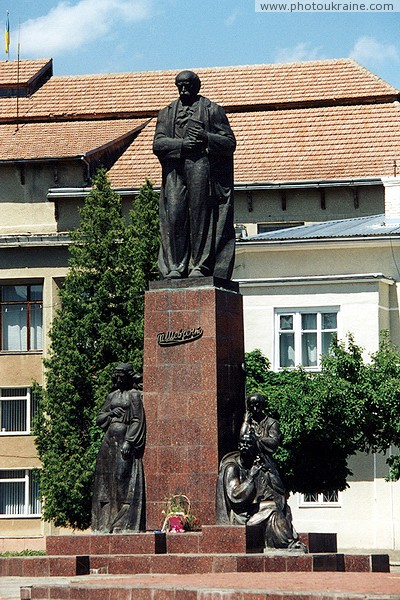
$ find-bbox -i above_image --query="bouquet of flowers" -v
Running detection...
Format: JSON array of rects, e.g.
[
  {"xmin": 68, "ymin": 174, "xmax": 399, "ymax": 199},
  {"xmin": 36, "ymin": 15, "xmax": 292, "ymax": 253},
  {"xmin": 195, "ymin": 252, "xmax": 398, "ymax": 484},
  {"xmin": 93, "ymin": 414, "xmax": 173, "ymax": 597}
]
[{"xmin": 161, "ymin": 494, "xmax": 201, "ymax": 533}]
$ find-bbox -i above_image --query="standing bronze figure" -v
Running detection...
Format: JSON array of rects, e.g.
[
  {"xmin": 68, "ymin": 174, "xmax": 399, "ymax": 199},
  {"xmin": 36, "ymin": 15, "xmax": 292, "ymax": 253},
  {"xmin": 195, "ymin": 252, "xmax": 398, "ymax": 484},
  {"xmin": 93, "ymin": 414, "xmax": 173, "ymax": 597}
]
[
  {"xmin": 91, "ymin": 364, "xmax": 146, "ymax": 533},
  {"xmin": 216, "ymin": 394, "xmax": 305, "ymax": 551},
  {"xmin": 153, "ymin": 70, "xmax": 236, "ymax": 280}
]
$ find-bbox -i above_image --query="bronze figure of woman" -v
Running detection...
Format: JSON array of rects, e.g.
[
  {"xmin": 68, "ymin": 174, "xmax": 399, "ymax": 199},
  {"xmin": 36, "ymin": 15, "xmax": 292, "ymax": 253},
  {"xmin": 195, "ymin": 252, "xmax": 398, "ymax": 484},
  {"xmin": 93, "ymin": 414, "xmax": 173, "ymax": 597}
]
[{"xmin": 91, "ymin": 364, "xmax": 146, "ymax": 533}]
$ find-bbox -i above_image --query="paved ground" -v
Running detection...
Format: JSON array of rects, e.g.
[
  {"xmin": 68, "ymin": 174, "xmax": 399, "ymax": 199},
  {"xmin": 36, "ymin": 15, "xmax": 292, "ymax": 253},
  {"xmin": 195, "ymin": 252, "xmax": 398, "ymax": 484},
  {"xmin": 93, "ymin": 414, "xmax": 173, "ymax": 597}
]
[
  {"xmin": 0, "ymin": 576, "xmax": 74, "ymax": 600},
  {"xmin": 1, "ymin": 571, "xmax": 400, "ymax": 600}
]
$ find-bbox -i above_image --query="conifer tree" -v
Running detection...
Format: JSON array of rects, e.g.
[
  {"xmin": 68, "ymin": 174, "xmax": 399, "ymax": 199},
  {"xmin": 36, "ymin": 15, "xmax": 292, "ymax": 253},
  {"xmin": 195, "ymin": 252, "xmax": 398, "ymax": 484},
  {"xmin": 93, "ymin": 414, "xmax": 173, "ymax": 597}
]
[{"xmin": 34, "ymin": 171, "xmax": 159, "ymax": 529}]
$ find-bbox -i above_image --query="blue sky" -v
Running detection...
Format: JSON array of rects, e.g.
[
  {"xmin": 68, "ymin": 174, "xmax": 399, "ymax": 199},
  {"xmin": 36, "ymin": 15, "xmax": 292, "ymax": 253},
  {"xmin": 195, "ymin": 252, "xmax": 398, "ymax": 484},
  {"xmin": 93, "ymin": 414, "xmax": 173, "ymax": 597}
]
[{"xmin": 3, "ymin": 0, "xmax": 400, "ymax": 89}]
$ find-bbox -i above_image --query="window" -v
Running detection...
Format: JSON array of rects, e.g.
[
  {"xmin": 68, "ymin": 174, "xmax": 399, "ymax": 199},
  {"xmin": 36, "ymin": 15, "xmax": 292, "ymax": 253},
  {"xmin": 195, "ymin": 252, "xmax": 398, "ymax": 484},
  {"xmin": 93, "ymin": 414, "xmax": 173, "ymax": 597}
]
[
  {"xmin": 257, "ymin": 222, "xmax": 304, "ymax": 234},
  {"xmin": 0, "ymin": 469, "xmax": 41, "ymax": 517},
  {"xmin": 299, "ymin": 491, "xmax": 340, "ymax": 507},
  {"xmin": 234, "ymin": 224, "xmax": 248, "ymax": 240},
  {"xmin": 276, "ymin": 309, "xmax": 338, "ymax": 370},
  {"xmin": 0, "ymin": 388, "xmax": 38, "ymax": 435},
  {"xmin": 0, "ymin": 285, "xmax": 43, "ymax": 351}
]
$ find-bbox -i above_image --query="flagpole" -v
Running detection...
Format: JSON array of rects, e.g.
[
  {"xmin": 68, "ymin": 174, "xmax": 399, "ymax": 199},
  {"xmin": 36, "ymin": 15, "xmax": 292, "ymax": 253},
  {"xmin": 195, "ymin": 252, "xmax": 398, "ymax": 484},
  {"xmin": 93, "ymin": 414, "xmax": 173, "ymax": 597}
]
[
  {"xmin": 4, "ymin": 10, "xmax": 9, "ymax": 60},
  {"xmin": 16, "ymin": 19, "xmax": 20, "ymax": 131}
]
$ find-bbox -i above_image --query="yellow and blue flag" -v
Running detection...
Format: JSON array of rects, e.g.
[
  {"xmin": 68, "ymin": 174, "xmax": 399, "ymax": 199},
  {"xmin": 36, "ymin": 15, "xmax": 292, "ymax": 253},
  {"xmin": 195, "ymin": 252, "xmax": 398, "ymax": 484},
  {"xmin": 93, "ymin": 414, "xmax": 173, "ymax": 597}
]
[{"xmin": 4, "ymin": 12, "xmax": 10, "ymax": 56}]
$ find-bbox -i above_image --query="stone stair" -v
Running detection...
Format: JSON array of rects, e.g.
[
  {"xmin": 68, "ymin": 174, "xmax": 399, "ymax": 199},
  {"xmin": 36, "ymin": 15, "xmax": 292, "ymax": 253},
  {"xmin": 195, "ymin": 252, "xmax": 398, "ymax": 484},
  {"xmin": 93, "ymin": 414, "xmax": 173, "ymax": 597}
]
[{"xmin": 0, "ymin": 527, "xmax": 390, "ymax": 578}]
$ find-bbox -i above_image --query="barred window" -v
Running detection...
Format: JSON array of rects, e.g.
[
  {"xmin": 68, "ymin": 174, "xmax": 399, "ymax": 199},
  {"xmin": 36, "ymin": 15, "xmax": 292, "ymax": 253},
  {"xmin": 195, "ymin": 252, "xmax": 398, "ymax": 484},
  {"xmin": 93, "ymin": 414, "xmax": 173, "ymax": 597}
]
[{"xmin": 300, "ymin": 491, "xmax": 340, "ymax": 506}]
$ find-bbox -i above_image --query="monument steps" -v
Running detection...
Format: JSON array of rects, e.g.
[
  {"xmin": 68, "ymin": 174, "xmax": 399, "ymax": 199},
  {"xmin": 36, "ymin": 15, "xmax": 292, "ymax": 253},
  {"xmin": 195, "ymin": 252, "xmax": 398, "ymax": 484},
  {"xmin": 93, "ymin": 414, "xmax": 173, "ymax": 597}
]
[
  {"xmin": 0, "ymin": 550, "xmax": 389, "ymax": 579},
  {"xmin": 19, "ymin": 573, "xmax": 400, "ymax": 600},
  {"xmin": 0, "ymin": 528, "xmax": 390, "ymax": 578},
  {"xmin": 88, "ymin": 551, "xmax": 389, "ymax": 575}
]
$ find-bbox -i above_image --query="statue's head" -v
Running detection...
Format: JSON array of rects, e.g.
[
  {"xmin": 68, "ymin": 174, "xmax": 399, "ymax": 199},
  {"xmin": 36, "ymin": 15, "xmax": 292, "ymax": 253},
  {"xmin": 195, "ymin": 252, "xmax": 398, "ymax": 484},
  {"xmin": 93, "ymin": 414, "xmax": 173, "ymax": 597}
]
[
  {"xmin": 132, "ymin": 372, "xmax": 143, "ymax": 391},
  {"xmin": 238, "ymin": 431, "xmax": 257, "ymax": 462},
  {"xmin": 246, "ymin": 393, "xmax": 265, "ymax": 420},
  {"xmin": 175, "ymin": 70, "xmax": 201, "ymax": 104},
  {"xmin": 113, "ymin": 363, "xmax": 134, "ymax": 391}
]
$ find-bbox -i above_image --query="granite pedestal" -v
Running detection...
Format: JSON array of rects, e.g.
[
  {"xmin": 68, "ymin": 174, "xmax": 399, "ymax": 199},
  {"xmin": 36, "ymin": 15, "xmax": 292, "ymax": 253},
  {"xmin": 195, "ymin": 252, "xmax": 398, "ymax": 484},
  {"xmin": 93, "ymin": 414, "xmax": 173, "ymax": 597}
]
[{"xmin": 143, "ymin": 277, "xmax": 245, "ymax": 530}]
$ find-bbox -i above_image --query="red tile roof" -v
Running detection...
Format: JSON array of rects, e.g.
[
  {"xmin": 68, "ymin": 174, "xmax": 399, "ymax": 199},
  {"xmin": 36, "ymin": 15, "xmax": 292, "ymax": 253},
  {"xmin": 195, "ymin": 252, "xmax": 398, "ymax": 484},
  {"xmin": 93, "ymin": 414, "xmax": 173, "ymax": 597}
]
[
  {"xmin": 0, "ymin": 59, "xmax": 397, "ymax": 122},
  {"xmin": 231, "ymin": 103, "xmax": 400, "ymax": 182},
  {"xmin": 0, "ymin": 58, "xmax": 399, "ymax": 183},
  {"xmin": 0, "ymin": 118, "xmax": 147, "ymax": 161},
  {"xmin": 0, "ymin": 58, "xmax": 51, "ymax": 86},
  {"xmin": 108, "ymin": 103, "xmax": 400, "ymax": 186}
]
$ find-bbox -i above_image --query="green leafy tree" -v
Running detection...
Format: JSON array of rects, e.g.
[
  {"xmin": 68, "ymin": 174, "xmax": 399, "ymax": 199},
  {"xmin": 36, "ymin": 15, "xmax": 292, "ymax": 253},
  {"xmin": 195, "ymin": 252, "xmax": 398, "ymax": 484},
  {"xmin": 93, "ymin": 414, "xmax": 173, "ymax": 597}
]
[
  {"xmin": 364, "ymin": 333, "xmax": 400, "ymax": 479},
  {"xmin": 245, "ymin": 333, "xmax": 400, "ymax": 494},
  {"xmin": 34, "ymin": 171, "xmax": 159, "ymax": 529}
]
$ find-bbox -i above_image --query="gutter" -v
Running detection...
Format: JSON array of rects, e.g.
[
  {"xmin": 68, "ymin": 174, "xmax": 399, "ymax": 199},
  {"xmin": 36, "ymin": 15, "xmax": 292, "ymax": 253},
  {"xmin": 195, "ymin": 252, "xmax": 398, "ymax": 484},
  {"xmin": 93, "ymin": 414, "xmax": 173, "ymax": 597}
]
[
  {"xmin": 47, "ymin": 177, "xmax": 383, "ymax": 200},
  {"xmin": 0, "ymin": 234, "xmax": 71, "ymax": 248},
  {"xmin": 0, "ymin": 157, "xmax": 82, "ymax": 165},
  {"xmin": 237, "ymin": 234, "xmax": 400, "ymax": 246},
  {"xmin": 234, "ymin": 178, "xmax": 382, "ymax": 191},
  {"xmin": 236, "ymin": 273, "xmax": 395, "ymax": 287},
  {"xmin": 47, "ymin": 186, "xmax": 140, "ymax": 199}
]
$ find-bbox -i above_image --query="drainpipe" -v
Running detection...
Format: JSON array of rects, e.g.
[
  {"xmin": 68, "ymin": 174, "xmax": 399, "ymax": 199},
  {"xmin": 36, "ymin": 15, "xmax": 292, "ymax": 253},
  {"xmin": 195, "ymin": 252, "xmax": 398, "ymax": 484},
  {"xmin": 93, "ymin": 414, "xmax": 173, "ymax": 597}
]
[
  {"xmin": 389, "ymin": 446, "xmax": 396, "ymax": 550},
  {"xmin": 81, "ymin": 156, "xmax": 91, "ymax": 183},
  {"xmin": 373, "ymin": 453, "xmax": 377, "ymax": 548}
]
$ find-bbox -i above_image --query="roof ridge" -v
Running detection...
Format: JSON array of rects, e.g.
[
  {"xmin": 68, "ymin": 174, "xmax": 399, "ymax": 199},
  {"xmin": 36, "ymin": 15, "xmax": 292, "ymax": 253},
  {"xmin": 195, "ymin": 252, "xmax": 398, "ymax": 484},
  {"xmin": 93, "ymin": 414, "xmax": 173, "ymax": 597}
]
[
  {"xmin": 0, "ymin": 57, "xmax": 51, "ymax": 65},
  {"xmin": 49, "ymin": 58, "xmax": 357, "ymax": 80},
  {"xmin": 347, "ymin": 59, "xmax": 399, "ymax": 93}
]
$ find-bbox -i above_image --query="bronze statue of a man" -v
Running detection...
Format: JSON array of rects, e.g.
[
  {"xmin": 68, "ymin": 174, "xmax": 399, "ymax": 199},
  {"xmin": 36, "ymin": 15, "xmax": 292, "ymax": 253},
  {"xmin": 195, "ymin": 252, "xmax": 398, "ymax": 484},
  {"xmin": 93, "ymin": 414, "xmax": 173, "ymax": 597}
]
[
  {"xmin": 153, "ymin": 70, "xmax": 236, "ymax": 280},
  {"xmin": 216, "ymin": 394, "xmax": 306, "ymax": 551}
]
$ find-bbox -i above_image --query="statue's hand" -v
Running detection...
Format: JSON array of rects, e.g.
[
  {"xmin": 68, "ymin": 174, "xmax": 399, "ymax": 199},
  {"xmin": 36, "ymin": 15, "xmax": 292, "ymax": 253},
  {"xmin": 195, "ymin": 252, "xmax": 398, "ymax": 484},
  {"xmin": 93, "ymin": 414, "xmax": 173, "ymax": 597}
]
[
  {"xmin": 185, "ymin": 126, "xmax": 208, "ymax": 143},
  {"xmin": 191, "ymin": 127, "xmax": 208, "ymax": 141},
  {"xmin": 249, "ymin": 460, "xmax": 262, "ymax": 480},
  {"xmin": 110, "ymin": 407, "xmax": 125, "ymax": 418},
  {"xmin": 121, "ymin": 441, "xmax": 131, "ymax": 459},
  {"xmin": 182, "ymin": 137, "xmax": 204, "ymax": 152}
]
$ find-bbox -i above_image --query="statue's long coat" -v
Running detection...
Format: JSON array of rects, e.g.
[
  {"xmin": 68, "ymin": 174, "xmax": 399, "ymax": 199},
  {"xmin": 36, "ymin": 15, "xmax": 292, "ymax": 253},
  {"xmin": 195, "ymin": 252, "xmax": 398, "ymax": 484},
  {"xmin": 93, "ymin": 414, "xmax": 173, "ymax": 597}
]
[{"xmin": 153, "ymin": 95, "xmax": 236, "ymax": 279}]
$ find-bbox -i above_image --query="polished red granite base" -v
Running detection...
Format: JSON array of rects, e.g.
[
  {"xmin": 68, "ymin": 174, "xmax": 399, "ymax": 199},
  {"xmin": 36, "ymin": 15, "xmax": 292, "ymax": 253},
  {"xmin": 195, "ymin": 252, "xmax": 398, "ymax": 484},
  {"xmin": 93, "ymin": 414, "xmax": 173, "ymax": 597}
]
[
  {"xmin": 143, "ymin": 278, "xmax": 246, "ymax": 529},
  {"xmin": 41, "ymin": 529, "xmax": 330, "ymax": 558},
  {"xmin": 299, "ymin": 533, "xmax": 337, "ymax": 553},
  {"xmin": 0, "ymin": 529, "xmax": 389, "ymax": 579},
  {"xmin": 0, "ymin": 555, "xmax": 88, "ymax": 577},
  {"xmin": 20, "ymin": 572, "xmax": 400, "ymax": 600},
  {"xmin": 45, "ymin": 527, "xmax": 250, "ymax": 557},
  {"xmin": 2, "ymin": 550, "xmax": 389, "ymax": 580}
]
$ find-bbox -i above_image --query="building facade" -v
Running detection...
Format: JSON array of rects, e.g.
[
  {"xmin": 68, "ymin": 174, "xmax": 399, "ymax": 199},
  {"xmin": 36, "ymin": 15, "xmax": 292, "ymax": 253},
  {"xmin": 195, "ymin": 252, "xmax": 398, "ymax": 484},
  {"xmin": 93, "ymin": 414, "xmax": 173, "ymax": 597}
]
[
  {"xmin": 0, "ymin": 57, "xmax": 399, "ymax": 548},
  {"xmin": 236, "ymin": 200, "xmax": 400, "ymax": 549}
]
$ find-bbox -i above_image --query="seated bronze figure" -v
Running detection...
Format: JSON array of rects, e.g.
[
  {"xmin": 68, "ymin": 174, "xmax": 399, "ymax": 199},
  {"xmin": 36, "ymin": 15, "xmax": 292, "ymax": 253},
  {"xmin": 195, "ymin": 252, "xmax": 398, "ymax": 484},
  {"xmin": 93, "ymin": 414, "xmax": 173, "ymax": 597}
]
[{"xmin": 216, "ymin": 393, "xmax": 305, "ymax": 551}]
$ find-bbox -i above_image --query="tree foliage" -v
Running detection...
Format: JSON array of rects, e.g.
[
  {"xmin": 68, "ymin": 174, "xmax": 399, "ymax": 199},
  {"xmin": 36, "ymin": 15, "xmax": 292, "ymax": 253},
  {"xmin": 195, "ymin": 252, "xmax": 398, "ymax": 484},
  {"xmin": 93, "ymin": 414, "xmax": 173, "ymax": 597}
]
[
  {"xmin": 245, "ymin": 332, "xmax": 400, "ymax": 494},
  {"xmin": 34, "ymin": 171, "xmax": 159, "ymax": 529}
]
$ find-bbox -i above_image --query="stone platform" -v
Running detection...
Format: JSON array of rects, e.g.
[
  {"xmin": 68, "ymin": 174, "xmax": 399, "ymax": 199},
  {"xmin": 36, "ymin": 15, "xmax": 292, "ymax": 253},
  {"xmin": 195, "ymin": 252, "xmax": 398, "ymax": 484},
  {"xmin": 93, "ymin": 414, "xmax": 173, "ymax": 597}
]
[
  {"xmin": 0, "ymin": 529, "xmax": 390, "ymax": 578},
  {"xmin": 18, "ymin": 571, "xmax": 400, "ymax": 600}
]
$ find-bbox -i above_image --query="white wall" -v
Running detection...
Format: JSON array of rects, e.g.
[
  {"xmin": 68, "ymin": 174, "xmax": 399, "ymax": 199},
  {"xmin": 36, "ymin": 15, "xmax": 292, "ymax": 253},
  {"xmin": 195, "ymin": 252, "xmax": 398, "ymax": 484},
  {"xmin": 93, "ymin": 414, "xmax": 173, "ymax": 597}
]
[
  {"xmin": 242, "ymin": 282, "xmax": 384, "ymax": 366},
  {"xmin": 288, "ymin": 451, "xmax": 400, "ymax": 550},
  {"xmin": 239, "ymin": 272, "xmax": 400, "ymax": 549}
]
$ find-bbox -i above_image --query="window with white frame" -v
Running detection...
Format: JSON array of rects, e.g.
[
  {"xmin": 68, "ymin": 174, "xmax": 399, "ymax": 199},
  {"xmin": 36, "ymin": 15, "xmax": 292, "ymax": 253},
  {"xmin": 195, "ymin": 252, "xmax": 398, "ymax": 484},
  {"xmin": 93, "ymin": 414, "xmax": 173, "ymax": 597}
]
[
  {"xmin": 0, "ymin": 469, "xmax": 41, "ymax": 517},
  {"xmin": 276, "ymin": 309, "xmax": 338, "ymax": 370},
  {"xmin": 299, "ymin": 490, "xmax": 340, "ymax": 507},
  {"xmin": 0, "ymin": 388, "xmax": 38, "ymax": 435},
  {"xmin": 0, "ymin": 285, "xmax": 43, "ymax": 352}
]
